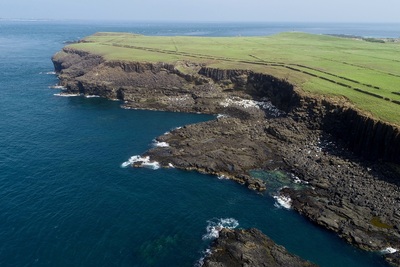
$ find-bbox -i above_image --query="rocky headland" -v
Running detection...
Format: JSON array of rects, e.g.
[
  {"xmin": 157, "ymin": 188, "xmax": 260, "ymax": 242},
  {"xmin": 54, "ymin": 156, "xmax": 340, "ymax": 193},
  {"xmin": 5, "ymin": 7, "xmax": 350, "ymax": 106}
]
[
  {"xmin": 201, "ymin": 228, "xmax": 317, "ymax": 267},
  {"xmin": 53, "ymin": 47, "xmax": 400, "ymax": 266}
]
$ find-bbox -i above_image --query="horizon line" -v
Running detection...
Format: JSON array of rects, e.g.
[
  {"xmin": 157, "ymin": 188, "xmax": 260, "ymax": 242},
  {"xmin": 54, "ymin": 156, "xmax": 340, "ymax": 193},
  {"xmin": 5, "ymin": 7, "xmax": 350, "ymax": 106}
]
[{"xmin": 2, "ymin": 18, "xmax": 400, "ymax": 24}]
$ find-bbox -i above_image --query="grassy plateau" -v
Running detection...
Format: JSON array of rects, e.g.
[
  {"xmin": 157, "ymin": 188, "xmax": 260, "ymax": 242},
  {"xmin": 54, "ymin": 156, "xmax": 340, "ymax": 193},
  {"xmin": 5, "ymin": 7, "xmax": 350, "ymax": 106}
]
[{"xmin": 68, "ymin": 32, "xmax": 400, "ymax": 125}]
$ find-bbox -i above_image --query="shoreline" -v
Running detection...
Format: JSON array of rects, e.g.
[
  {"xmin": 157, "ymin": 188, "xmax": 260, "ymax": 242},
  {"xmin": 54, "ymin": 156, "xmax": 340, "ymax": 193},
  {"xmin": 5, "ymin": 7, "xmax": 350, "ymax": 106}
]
[{"xmin": 52, "ymin": 46, "xmax": 400, "ymax": 266}]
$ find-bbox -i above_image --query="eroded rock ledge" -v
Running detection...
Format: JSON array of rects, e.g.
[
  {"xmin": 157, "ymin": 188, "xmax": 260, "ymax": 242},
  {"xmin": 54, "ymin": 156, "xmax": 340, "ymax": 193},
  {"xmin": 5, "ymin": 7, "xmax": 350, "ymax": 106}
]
[
  {"xmin": 52, "ymin": 47, "xmax": 400, "ymax": 266},
  {"xmin": 202, "ymin": 228, "xmax": 317, "ymax": 267}
]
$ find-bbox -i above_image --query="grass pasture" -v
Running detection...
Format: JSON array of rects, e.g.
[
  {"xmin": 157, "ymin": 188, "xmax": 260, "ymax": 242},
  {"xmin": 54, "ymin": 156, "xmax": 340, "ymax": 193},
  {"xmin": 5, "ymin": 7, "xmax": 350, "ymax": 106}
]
[{"xmin": 68, "ymin": 32, "xmax": 400, "ymax": 125}]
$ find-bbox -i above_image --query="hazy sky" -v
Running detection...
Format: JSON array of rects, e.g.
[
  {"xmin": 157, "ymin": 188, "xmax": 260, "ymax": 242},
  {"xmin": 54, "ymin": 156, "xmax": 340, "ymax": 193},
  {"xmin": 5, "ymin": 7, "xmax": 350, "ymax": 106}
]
[{"xmin": 1, "ymin": 0, "xmax": 399, "ymax": 22}]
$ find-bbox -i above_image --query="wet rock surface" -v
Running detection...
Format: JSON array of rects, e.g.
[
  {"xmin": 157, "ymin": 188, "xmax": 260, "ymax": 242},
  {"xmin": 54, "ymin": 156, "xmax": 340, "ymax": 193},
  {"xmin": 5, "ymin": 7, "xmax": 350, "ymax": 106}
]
[
  {"xmin": 202, "ymin": 228, "xmax": 317, "ymax": 267},
  {"xmin": 53, "ymin": 48, "xmax": 400, "ymax": 266}
]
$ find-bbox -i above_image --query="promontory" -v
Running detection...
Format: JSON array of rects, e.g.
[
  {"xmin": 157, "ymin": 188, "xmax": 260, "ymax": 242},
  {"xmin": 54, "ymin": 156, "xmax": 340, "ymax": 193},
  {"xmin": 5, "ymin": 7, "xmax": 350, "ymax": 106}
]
[{"xmin": 52, "ymin": 32, "xmax": 400, "ymax": 266}]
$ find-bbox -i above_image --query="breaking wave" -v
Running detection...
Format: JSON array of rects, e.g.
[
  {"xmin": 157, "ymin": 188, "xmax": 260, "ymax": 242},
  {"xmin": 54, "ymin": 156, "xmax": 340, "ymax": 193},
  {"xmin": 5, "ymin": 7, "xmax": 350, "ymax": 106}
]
[
  {"xmin": 84, "ymin": 95, "xmax": 100, "ymax": 98},
  {"xmin": 54, "ymin": 93, "xmax": 81, "ymax": 97},
  {"xmin": 152, "ymin": 140, "xmax": 170, "ymax": 147},
  {"xmin": 217, "ymin": 175, "xmax": 228, "ymax": 180},
  {"xmin": 273, "ymin": 195, "xmax": 292, "ymax": 209},
  {"xmin": 380, "ymin": 247, "xmax": 398, "ymax": 254},
  {"xmin": 168, "ymin": 163, "xmax": 175, "ymax": 168},
  {"xmin": 216, "ymin": 114, "xmax": 228, "ymax": 119},
  {"xmin": 202, "ymin": 218, "xmax": 239, "ymax": 240},
  {"xmin": 195, "ymin": 248, "xmax": 212, "ymax": 267},
  {"xmin": 40, "ymin": 71, "xmax": 56, "ymax": 75},
  {"xmin": 49, "ymin": 85, "xmax": 67, "ymax": 90},
  {"xmin": 121, "ymin": 155, "xmax": 160, "ymax": 170}
]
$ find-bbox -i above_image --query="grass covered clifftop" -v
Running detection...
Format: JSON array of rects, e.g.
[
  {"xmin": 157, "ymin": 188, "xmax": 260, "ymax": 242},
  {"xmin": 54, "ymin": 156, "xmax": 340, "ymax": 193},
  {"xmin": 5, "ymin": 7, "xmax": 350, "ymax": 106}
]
[{"xmin": 63, "ymin": 31, "xmax": 400, "ymax": 125}]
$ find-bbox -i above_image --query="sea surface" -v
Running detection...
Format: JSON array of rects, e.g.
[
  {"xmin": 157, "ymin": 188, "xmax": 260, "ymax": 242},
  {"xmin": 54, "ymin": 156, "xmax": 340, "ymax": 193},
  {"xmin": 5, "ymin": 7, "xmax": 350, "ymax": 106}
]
[{"xmin": 0, "ymin": 21, "xmax": 396, "ymax": 267}]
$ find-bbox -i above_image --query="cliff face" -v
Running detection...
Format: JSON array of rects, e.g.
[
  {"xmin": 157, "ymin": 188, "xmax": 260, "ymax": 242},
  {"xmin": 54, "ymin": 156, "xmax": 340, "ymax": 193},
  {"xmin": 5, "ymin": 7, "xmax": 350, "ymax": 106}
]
[
  {"xmin": 199, "ymin": 66, "xmax": 400, "ymax": 164},
  {"xmin": 323, "ymin": 107, "xmax": 400, "ymax": 162},
  {"xmin": 199, "ymin": 68, "xmax": 299, "ymax": 112}
]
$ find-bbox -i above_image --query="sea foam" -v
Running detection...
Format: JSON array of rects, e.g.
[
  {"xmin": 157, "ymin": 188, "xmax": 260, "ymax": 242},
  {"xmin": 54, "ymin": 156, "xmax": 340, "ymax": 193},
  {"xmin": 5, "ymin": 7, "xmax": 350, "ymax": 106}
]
[
  {"xmin": 202, "ymin": 218, "xmax": 239, "ymax": 240},
  {"xmin": 217, "ymin": 114, "xmax": 228, "ymax": 119},
  {"xmin": 40, "ymin": 71, "xmax": 56, "ymax": 75},
  {"xmin": 54, "ymin": 93, "xmax": 81, "ymax": 97},
  {"xmin": 195, "ymin": 248, "xmax": 212, "ymax": 267},
  {"xmin": 84, "ymin": 95, "xmax": 100, "ymax": 98},
  {"xmin": 121, "ymin": 155, "xmax": 160, "ymax": 170},
  {"xmin": 381, "ymin": 247, "xmax": 398, "ymax": 254},
  {"xmin": 273, "ymin": 195, "xmax": 292, "ymax": 209},
  {"xmin": 152, "ymin": 140, "xmax": 170, "ymax": 147},
  {"xmin": 49, "ymin": 85, "xmax": 67, "ymax": 90}
]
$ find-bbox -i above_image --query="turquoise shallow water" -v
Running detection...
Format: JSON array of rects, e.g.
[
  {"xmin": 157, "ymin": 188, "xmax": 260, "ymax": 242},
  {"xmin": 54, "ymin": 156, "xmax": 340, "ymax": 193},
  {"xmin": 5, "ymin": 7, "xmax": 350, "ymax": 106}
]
[{"xmin": 0, "ymin": 21, "xmax": 394, "ymax": 266}]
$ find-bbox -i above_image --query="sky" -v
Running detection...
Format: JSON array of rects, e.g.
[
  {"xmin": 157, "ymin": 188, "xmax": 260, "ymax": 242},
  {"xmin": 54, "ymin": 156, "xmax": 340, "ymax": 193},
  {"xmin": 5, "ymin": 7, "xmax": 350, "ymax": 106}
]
[{"xmin": 1, "ymin": 0, "xmax": 399, "ymax": 22}]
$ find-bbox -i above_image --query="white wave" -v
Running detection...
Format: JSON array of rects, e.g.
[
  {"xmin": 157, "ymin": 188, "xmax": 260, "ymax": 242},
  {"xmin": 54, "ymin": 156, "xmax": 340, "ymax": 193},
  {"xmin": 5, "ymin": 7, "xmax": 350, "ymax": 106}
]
[
  {"xmin": 142, "ymin": 161, "xmax": 160, "ymax": 170},
  {"xmin": 290, "ymin": 174, "xmax": 308, "ymax": 184},
  {"xmin": 121, "ymin": 155, "xmax": 160, "ymax": 170},
  {"xmin": 54, "ymin": 93, "xmax": 81, "ymax": 97},
  {"xmin": 168, "ymin": 163, "xmax": 175, "ymax": 168},
  {"xmin": 293, "ymin": 176, "xmax": 302, "ymax": 184},
  {"xmin": 381, "ymin": 247, "xmax": 398, "ymax": 254},
  {"xmin": 49, "ymin": 85, "xmax": 67, "ymax": 90},
  {"xmin": 195, "ymin": 248, "xmax": 212, "ymax": 267},
  {"xmin": 40, "ymin": 71, "xmax": 56, "ymax": 75},
  {"xmin": 273, "ymin": 195, "xmax": 292, "ymax": 209},
  {"xmin": 165, "ymin": 126, "xmax": 182, "ymax": 134},
  {"xmin": 216, "ymin": 114, "xmax": 228, "ymax": 119},
  {"xmin": 152, "ymin": 140, "xmax": 170, "ymax": 147},
  {"xmin": 217, "ymin": 175, "xmax": 228, "ymax": 180},
  {"xmin": 121, "ymin": 105, "xmax": 132, "ymax": 110},
  {"xmin": 84, "ymin": 95, "xmax": 100, "ymax": 98},
  {"xmin": 121, "ymin": 156, "xmax": 138, "ymax": 168},
  {"xmin": 202, "ymin": 218, "xmax": 239, "ymax": 240}
]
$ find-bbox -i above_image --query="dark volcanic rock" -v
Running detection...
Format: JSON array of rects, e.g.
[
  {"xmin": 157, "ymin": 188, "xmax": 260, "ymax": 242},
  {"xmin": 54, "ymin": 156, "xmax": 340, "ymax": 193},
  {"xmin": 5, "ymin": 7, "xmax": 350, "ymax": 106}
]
[
  {"xmin": 146, "ymin": 114, "xmax": 281, "ymax": 191},
  {"xmin": 385, "ymin": 252, "xmax": 400, "ymax": 266},
  {"xmin": 202, "ymin": 228, "xmax": 317, "ymax": 267}
]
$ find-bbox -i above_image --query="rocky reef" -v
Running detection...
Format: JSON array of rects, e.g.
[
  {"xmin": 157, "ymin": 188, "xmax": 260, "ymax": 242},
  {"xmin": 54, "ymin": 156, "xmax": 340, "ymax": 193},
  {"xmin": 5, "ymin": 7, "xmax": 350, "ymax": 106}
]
[
  {"xmin": 201, "ymin": 228, "xmax": 317, "ymax": 267},
  {"xmin": 52, "ymin": 47, "xmax": 400, "ymax": 266}
]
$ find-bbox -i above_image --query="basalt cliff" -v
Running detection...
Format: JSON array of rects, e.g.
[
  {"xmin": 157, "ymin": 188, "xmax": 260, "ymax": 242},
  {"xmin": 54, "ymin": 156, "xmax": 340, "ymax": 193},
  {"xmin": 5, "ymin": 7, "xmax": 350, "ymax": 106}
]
[{"xmin": 53, "ymin": 47, "xmax": 400, "ymax": 266}]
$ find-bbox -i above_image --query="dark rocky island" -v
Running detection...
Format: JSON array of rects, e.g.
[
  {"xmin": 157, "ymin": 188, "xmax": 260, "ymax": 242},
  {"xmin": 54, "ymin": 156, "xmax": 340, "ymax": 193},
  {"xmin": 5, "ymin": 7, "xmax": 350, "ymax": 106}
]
[{"xmin": 52, "ymin": 45, "xmax": 400, "ymax": 266}]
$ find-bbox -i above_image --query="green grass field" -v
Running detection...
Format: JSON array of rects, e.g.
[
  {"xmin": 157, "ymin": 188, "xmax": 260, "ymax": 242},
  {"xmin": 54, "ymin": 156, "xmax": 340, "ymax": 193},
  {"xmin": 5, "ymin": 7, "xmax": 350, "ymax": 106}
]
[{"xmin": 68, "ymin": 32, "xmax": 400, "ymax": 125}]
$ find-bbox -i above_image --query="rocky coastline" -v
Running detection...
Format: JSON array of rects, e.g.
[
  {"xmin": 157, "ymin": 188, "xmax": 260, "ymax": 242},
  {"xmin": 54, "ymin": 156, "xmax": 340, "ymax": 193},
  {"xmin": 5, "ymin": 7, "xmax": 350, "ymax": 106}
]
[
  {"xmin": 52, "ymin": 47, "xmax": 400, "ymax": 266},
  {"xmin": 201, "ymin": 228, "xmax": 317, "ymax": 267}
]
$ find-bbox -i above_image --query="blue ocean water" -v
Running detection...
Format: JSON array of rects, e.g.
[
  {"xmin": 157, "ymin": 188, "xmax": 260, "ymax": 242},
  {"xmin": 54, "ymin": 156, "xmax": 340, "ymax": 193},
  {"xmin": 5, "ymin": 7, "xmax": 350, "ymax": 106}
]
[{"xmin": 0, "ymin": 21, "xmax": 395, "ymax": 267}]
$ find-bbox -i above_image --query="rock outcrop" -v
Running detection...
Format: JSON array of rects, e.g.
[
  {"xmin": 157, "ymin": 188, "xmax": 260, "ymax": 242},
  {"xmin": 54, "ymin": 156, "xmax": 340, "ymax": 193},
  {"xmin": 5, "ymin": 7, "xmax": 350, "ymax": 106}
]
[
  {"xmin": 52, "ymin": 47, "xmax": 400, "ymax": 266},
  {"xmin": 202, "ymin": 228, "xmax": 317, "ymax": 267}
]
